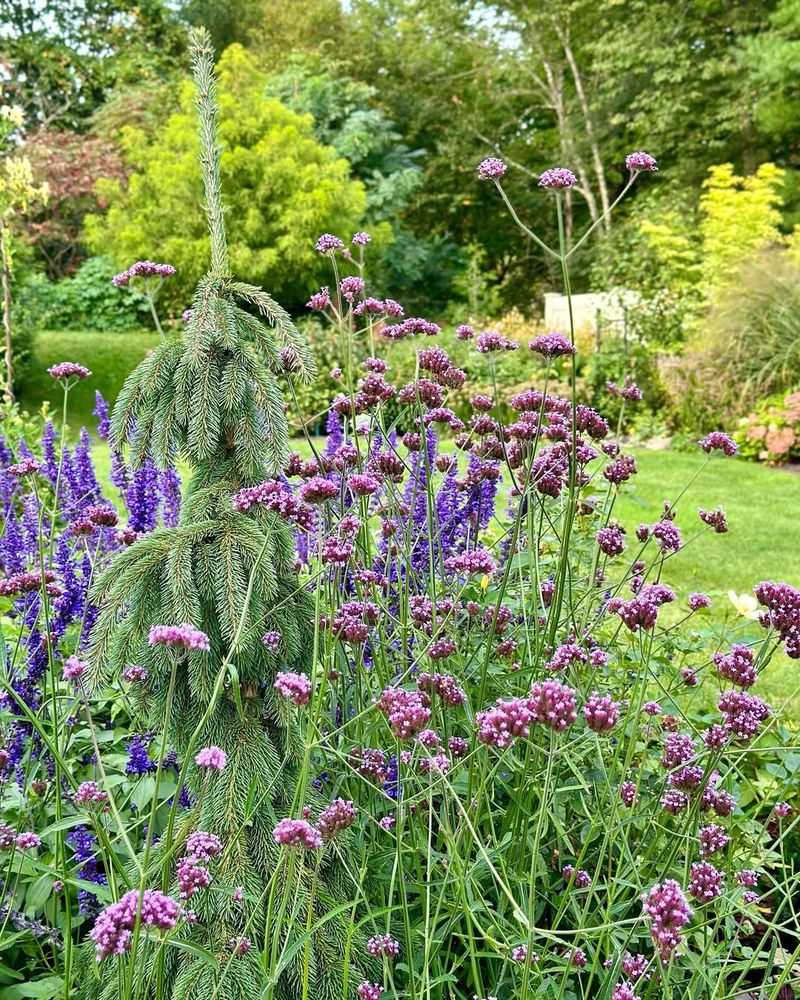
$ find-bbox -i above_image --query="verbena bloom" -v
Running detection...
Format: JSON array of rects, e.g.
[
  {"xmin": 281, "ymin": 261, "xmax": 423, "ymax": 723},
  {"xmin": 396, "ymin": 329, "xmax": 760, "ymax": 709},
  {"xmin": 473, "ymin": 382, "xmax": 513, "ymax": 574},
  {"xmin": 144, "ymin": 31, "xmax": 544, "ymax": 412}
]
[
  {"xmin": 511, "ymin": 944, "xmax": 534, "ymax": 963},
  {"xmin": 15, "ymin": 832, "xmax": 41, "ymax": 849},
  {"xmin": 185, "ymin": 832, "xmax": 222, "ymax": 860},
  {"xmin": 194, "ymin": 746, "xmax": 227, "ymax": 771},
  {"xmin": 570, "ymin": 948, "xmax": 587, "ymax": 967},
  {"xmin": 528, "ymin": 679, "xmax": 578, "ymax": 731},
  {"xmin": 652, "ymin": 519, "xmax": 681, "ymax": 553},
  {"xmin": 377, "ymin": 688, "xmax": 431, "ymax": 740},
  {"xmin": 456, "ymin": 323, "xmax": 474, "ymax": 340},
  {"xmin": 584, "ymin": 692, "xmax": 620, "ymax": 733},
  {"xmin": 340, "ymin": 275, "xmax": 365, "ymax": 301},
  {"xmin": 48, "ymin": 362, "xmax": 91, "ymax": 381},
  {"xmin": 317, "ymin": 798, "xmax": 356, "ymax": 840},
  {"xmin": 74, "ymin": 781, "xmax": 108, "ymax": 806},
  {"xmin": 112, "ymin": 260, "xmax": 175, "ymax": 286},
  {"xmin": 352, "ymin": 231, "xmax": 371, "ymax": 245},
  {"xmin": 148, "ymin": 623, "xmax": 210, "ymax": 652},
  {"xmin": 699, "ymin": 431, "xmax": 737, "ymax": 456},
  {"xmin": 698, "ymin": 507, "xmax": 728, "ymax": 533},
  {"xmin": 476, "ymin": 697, "xmax": 533, "ymax": 749},
  {"xmin": 718, "ymin": 689, "xmax": 770, "ymax": 739},
  {"xmin": 528, "ymin": 332, "xmax": 575, "ymax": 358},
  {"xmin": 737, "ymin": 869, "xmax": 759, "ymax": 888},
  {"xmin": 619, "ymin": 781, "xmax": 637, "ymax": 807},
  {"xmin": 63, "ymin": 656, "xmax": 88, "ymax": 681},
  {"xmin": 445, "ymin": 549, "xmax": 496, "ymax": 576},
  {"xmin": 753, "ymin": 580, "xmax": 800, "ymax": 658},
  {"xmin": 699, "ymin": 823, "xmax": 730, "ymax": 857},
  {"xmin": 122, "ymin": 665, "xmax": 148, "ymax": 683},
  {"xmin": 625, "ymin": 151, "xmax": 658, "ymax": 172},
  {"xmin": 538, "ymin": 167, "xmax": 577, "ymax": 189},
  {"xmin": 367, "ymin": 934, "xmax": 400, "ymax": 959},
  {"xmin": 688, "ymin": 592, "xmax": 710, "ymax": 611},
  {"xmin": 611, "ymin": 984, "xmax": 639, "ymax": 1000},
  {"xmin": 274, "ymin": 671, "xmax": 312, "ymax": 706},
  {"xmin": 563, "ymin": 865, "xmax": 591, "ymax": 888},
  {"xmin": 306, "ymin": 286, "xmax": 330, "ymax": 310},
  {"xmin": 597, "ymin": 523, "xmax": 626, "ymax": 557},
  {"xmin": 176, "ymin": 856, "xmax": 211, "ymax": 899},
  {"xmin": 477, "ymin": 156, "xmax": 507, "ymax": 180},
  {"xmin": 89, "ymin": 889, "xmax": 180, "ymax": 960},
  {"xmin": 357, "ymin": 984, "xmax": 383, "ymax": 1000},
  {"xmin": 229, "ymin": 936, "xmax": 251, "ymax": 956},
  {"xmin": 314, "ymin": 233, "xmax": 344, "ymax": 253},
  {"xmin": 299, "ymin": 476, "xmax": 339, "ymax": 504},
  {"xmin": 774, "ymin": 801, "xmax": 792, "ymax": 818},
  {"xmin": 713, "ymin": 644, "xmax": 756, "ymax": 688},
  {"xmin": 475, "ymin": 330, "xmax": 517, "ymax": 353},
  {"xmin": 273, "ymin": 818, "xmax": 323, "ymax": 850},
  {"xmin": 643, "ymin": 880, "xmax": 692, "ymax": 959},
  {"xmin": 688, "ymin": 861, "xmax": 724, "ymax": 902}
]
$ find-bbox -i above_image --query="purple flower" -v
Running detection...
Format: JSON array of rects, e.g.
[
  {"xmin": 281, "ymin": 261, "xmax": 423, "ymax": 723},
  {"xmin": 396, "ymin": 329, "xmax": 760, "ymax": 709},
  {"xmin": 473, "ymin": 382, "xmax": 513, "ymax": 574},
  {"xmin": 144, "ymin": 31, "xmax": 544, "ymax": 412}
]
[
  {"xmin": 538, "ymin": 167, "xmax": 577, "ymax": 189},
  {"xmin": 699, "ymin": 431, "xmax": 737, "ymax": 456},
  {"xmin": 689, "ymin": 592, "xmax": 710, "ymax": 611},
  {"xmin": 185, "ymin": 832, "xmax": 222, "ymax": 860},
  {"xmin": 274, "ymin": 671, "xmax": 312, "ymax": 706},
  {"xmin": 652, "ymin": 519, "xmax": 682, "ymax": 553},
  {"xmin": 688, "ymin": 861, "xmax": 724, "ymax": 903},
  {"xmin": 317, "ymin": 798, "xmax": 356, "ymax": 840},
  {"xmin": 737, "ymin": 869, "xmax": 759, "ymax": 888},
  {"xmin": 643, "ymin": 880, "xmax": 692, "ymax": 959},
  {"xmin": 625, "ymin": 151, "xmax": 658, "ymax": 172},
  {"xmin": 753, "ymin": 580, "xmax": 800, "ymax": 658},
  {"xmin": 774, "ymin": 801, "xmax": 792, "ymax": 818},
  {"xmin": 619, "ymin": 781, "xmax": 637, "ymax": 807},
  {"xmin": 176, "ymin": 856, "xmax": 211, "ymax": 899},
  {"xmin": 455, "ymin": 323, "xmax": 474, "ymax": 340},
  {"xmin": 377, "ymin": 688, "xmax": 431, "ymax": 740},
  {"xmin": 306, "ymin": 286, "xmax": 330, "ymax": 311},
  {"xmin": 112, "ymin": 261, "xmax": 175, "ymax": 287},
  {"xmin": 698, "ymin": 506, "xmax": 728, "ymax": 533},
  {"xmin": 366, "ymin": 934, "xmax": 399, "ymax": 959},
  {"xmin": 563, "ymin": 864, "xmax": 591, "ymax": 888},
  {"xmin": 445, "ymin": 548, "xmax": 496, "ymax": 576},
  {"xmin": 718, "ymin": 689, "xmax": 770, "ymax": 739},
  {"xmin": 475, "ymin": 330, "xmax": 517, "ymax": 353},
  {"xmin": 611, "ymin": 983, "xmax": 639, "ymax": 1000},
  {"xmin": 528, "ymin": 679, "xmax": 578, "ymax": 731},
  {"xmin": 713, "ymin": 644, "xmax": 756, "ymax": 688},
  {"xmin": 148, "ymin": 623, "xmax": 209, "ymax": 652},
  {"xmin": 48, "ymin": 362, "xmax": 91, "ymax": 381},
  {"xmin": 272, "ymin": 818, "xmax": 323, "ymax": 850},
  {"xmin": 194, "ymin": 746, "xmax": 227, "ymax": 771},
  {"xmin": 74, "ymin": 781, "xmax": 108, "ymax": 806},
  {"xmin": 352, "ymin": 231, "xmax": 371, "ymax": 245},
  {"xmin": 597, "ymin": 523, "xmax": 626, "ymax": 557},
  {"xmin": 314, "ymin": 233, "xmax": 344, "ymax": 254},
  {"xmin": 699, "ymin": 823, "xmax": 730, "ymax": 857},
  {"xmin": 63, "ymin": 655, "xmax": 88, "ymax": 682},
  {"xmin": 476, "ymin": 697, "xmax": 533, "ymax": 749},
  {"xmin": 357, "ymin": 984, "xmax": 384, "ymax": 1000},
  {"xmin": 528, "ymin": 332, "xmax": 575, "ymax": 358},
  {"xmin": 89, "ymin": 889, "xmax": 180, "ymax": 960},
  {"xmin": 340, "ymin": 275, "xmax": 365, "ymax": 301},
  {"xmin": 583, "ymin": 692, "xmax": 620, "ymax": 732},
  {"xmin": 15, "ymin": 831, "xmax": 41, "ymax": 850},
  {"xmin": 477, "ymin": 157, "xmax": 507, "ymax": 180}
]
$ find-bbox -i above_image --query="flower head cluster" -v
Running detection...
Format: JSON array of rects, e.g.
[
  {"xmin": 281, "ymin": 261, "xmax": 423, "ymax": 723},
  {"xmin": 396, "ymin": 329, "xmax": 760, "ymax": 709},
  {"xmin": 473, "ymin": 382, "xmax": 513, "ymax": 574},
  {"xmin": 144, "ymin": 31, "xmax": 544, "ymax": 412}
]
[
  {"xmin": 527, "ymin": 679, "xmax": 578, "ymax": 731},
  {"xmin": 713, "ymin": 644, "xmax": 756, "ymax": 688},
  {"xmin": 367, "ymin": 934, "xmax": 400, "ymax": 959},
  {"xmin": 699, "ymin": 431, "xmax": 737, "ymax": 456},
  {"xmin": 477, "ymin": 157, "xmax": 507, "ymax": 180},
  {"xmin": 317, "ymin": 799, "xmax": 356, "ymax": 840},
  {"xmin": 48, "ymin": 362, "xmax": 92, "ymax": 381},
  {"xmin": 608, "ymin": 584, "xmax": 675, "ymax": 631},
  {"xmin": 377, "ymin": 688, "xmax": 432, "ymax": 739},
  {"xmin": 643, "ymin": 880, "xmax": 692, "ymax": 959},
  {"xmin": 89, "ymin": 889, "xmax": 180, "ymax": 960},
  {"xmin": 194, "ymin": 746, "xmax": 227, "ymax": 771},
  {"xmin": 273, "ymin": 818, "xmax": 323, "ymax": 850},
  {"xmin": 274, "ymin": 671, "xmax": 312, "ymax": 706},
  {"xmin": 688, "ymin": 861, "xmax": 724, "ymax": 902},
  {"xmin": 74, "ymin": 781, "xmax": 108, "ymax": 806},
  {"xmin": 718, "ymin": 690, "xmax": 770, "ymax": 739},
  {"xmin": 63, "ymin": 656, "xmax": 88, "ymax": 681},
  {"xmin": 445, "ymin": 549, "xmax": 496, "ymax": 576},
  {"xmin": 148, "ymin": 623, "xmax": 210, "ymax": 652},
  {"xmin": 625, "ymin": 151, "xmax": 658, "ymax": 172},
  {"xmin": 417, "ymin": 672, "xmax": 466, "ymax": 706},
  {"xmin": 112, "ymin": 261, "xmax": 175, "ymax": 286},
  {"xmin": 699, "ymin": 824, "xmax": 730, "ymax": 857},
  {"xmin": 754, "ymin": 580, "xmax": 800, "ymax": 658},
  {"xmin": 476, "ymin": 697, "xmax": 533, "ymax": 748},
  {"xmin": 315, "ymin": 233, "xmax": 345, "ymax": 254},
  {"xmin": 538, "ymin": 167, "xmax": 577, "ymax": 189},
  {"xmin": 528, "ymin": 332, "xmax": 575, "ymax": 358},
  {"xmin": 583, "ymin": 692, "xmax": 620, "ymax": 732},
  {"xmin": 597, "ymin": 523, "xmax": 626, "ymax": 557}
]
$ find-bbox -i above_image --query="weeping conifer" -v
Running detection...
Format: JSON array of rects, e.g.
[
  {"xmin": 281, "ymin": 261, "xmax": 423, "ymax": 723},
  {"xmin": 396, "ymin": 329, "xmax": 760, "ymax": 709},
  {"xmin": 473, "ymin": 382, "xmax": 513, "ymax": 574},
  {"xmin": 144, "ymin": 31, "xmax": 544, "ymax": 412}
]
[{"xmin": 80, "ymin": 27, "xmax": 365, "ymax": 1000}]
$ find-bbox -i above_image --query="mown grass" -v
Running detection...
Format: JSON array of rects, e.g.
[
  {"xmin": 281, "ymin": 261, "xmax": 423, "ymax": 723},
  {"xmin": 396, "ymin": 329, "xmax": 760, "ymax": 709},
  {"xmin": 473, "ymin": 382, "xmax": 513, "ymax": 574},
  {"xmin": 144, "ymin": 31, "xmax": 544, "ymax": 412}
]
[{"xmin": 17, "ymin": 329, "xmax": 159, "ymax": 429}]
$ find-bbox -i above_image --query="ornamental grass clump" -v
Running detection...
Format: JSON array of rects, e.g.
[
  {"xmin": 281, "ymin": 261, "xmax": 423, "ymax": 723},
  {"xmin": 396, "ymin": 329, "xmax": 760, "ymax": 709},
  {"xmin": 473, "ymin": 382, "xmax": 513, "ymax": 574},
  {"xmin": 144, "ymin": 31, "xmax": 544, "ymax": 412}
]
[{"xmin": 1, "ymin": 42, "xmax": 800, "ymax": 1000}]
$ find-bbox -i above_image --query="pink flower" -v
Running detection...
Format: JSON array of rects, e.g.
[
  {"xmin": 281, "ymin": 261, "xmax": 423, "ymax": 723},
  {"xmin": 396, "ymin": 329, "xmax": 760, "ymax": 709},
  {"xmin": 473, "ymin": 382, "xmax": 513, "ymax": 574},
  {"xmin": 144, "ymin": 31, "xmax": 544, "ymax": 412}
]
[
  {"xmin": 15, "ymin": 832, "xmax": 41, "ymax": 850},
  {"xmin": 148, "ymin": 623, "xmax": 209, "ymax": 652},
  {"xmin": 74, "ymin": 781, "xmax": 108, "ymax": 806},
  {"xmin": 477, "ymin": 157, "xmax": 507, "ymax": 180},
  {"xmin": 688, "ymin": 861, "xmax": 724, "ymax": 903},
  {"xmin": 698, "ymin": 431, "xmax": 737, "ymax": 456},
  {"xmin": 272, "ymin": 818, "xmax": 323, "ymax": 850},
  {"xmin": 47, "ymin": 362, "xmax": 91, "ymax": 381},
  {"xmin": 366, "ymin": 934, "xmax": 400, "ymax": 959},
  {"xmin": 625, "ymin": 151, "xmax": 658, "ymax": 172},
  {"xmin": 527, "ymin": 679, "xmax": 578, "ymax": 732},
  {"xmin": 643, "ymin": 880, "xmax": 692, "ymax": 959},
  {"xmin": 184, "ymin": 832, "xmax": 222, "ymax": 860},
  {"xmin": 63, "ymin": 656, "xmax": 88, "ymax": 681},
  {"xmin": 317, "ymin": 799, "xmax": 356, "ymax": 840},
  {"xmin": 274, "ymin": 671, "xmax": 312, "ymax": 706},
  {"xmin": 194, "ymin": 746, "xmax": 227, "ymax": 771},
  {"xmin": 699, "ymin": 823, "xmax": 730, "ymax": 858},
  {"xmin": 90, "ymin": 889, "xmax": 180, "ymax": 960},
  {"xmin": 538, "ymin": 167, "xmax": 577, "ymax": 189},
  {"xmin": 476, "ymin": 697, "xmax": 533, "ymax": 749},
  {"xmin": 357, "ymin": 983, "xmax": 384, "ymax": 1000},
  {"xmin": 583, "ymin": 692, "xmax": 620, "ymax": 733},
  {"xmin": 377, "ymin": 687, "xmax": 431, "ymax": 740}
]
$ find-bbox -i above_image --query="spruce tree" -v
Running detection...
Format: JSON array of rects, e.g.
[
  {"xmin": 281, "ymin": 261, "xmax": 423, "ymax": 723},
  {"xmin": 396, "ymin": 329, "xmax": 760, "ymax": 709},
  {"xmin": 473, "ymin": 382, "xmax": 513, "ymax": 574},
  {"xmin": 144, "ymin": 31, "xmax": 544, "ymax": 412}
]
[{"xmin": 82, "ymin": 28, "xmax": 363, "ymax": 1000}]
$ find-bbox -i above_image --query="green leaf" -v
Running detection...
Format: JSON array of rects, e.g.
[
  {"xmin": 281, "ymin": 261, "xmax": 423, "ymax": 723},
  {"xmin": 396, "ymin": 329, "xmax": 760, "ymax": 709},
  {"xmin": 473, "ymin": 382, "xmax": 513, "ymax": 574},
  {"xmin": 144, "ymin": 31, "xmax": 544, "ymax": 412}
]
[{"xmin": 0, "ymin": 977, "xmax": 64, "ymax": 1000}]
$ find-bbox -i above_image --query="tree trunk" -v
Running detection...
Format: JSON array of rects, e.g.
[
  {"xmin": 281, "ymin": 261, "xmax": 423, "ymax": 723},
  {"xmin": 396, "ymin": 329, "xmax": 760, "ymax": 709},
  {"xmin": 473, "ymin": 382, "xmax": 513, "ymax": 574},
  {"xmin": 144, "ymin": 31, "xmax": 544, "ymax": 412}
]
[{"xmin": 1, "ymin": 224, "xmax": 14, "ymax": 404}]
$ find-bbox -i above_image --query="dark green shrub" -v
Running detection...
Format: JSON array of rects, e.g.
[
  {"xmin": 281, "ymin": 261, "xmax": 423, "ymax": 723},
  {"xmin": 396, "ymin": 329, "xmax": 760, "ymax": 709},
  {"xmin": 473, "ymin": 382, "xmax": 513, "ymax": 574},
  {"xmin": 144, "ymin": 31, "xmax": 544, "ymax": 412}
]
[{"xmin": 14, "ymin": 256, "xmax": 148, "ymax": 332}]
